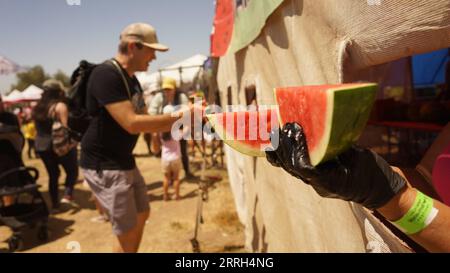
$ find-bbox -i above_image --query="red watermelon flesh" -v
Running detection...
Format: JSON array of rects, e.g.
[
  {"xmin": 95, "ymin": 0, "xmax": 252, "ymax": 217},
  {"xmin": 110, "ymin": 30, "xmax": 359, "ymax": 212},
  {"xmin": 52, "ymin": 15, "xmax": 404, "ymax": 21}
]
[
  {"xmin": 206, "ymin": 108, "xmax": 279, "ymax": 157},
  {"xmin": 275, "ymin": 83, "xmax": 377, "ymax": 166}
]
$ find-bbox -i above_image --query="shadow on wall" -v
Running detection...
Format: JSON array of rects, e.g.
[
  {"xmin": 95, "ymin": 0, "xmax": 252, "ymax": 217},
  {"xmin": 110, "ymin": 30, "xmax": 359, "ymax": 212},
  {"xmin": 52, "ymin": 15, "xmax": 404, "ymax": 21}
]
[
  {"xmin": 265, "ymin": 0, "xmax": 304, "ymax": 50},
  {"xmin": 234, "ymin": 0, "xmax": 304, "ymax": 95},
  {"xmin": 250, "ymin": 196, "xmax": 268, "ymax": 252}
]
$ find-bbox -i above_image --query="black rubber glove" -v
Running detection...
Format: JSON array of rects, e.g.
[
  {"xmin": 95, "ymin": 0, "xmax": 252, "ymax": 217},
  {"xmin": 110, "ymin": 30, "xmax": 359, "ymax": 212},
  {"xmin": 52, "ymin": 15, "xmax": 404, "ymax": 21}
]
[{"xmin": 266, "ymin": 122, "xmax": 406, "ymax": 209}]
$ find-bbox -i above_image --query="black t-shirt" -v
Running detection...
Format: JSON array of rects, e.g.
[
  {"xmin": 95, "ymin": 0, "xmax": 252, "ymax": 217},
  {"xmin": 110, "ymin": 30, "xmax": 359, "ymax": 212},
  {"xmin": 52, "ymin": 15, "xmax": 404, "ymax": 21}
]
[
  {"xmin": 80, "ymin": 60, "xmax": 143, "ymax": 170},
  {"xmin": 0, "ymin": 111, "xmax": 19, "ymax": 128}
]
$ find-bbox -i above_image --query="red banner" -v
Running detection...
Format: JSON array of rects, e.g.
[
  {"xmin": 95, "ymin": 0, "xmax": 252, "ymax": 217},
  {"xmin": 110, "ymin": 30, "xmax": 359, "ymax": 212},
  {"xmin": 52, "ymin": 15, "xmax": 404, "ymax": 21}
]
[{"xmin": 210, "ymin": 0, "xmax": 234, "ymax": 57}]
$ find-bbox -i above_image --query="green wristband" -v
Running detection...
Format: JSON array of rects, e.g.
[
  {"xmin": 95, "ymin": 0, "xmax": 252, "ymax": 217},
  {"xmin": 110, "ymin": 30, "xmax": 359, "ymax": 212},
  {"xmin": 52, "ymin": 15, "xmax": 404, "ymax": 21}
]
[{"xmin": 393, "ymin": 191, "xmax": 437, "ymax": 235}]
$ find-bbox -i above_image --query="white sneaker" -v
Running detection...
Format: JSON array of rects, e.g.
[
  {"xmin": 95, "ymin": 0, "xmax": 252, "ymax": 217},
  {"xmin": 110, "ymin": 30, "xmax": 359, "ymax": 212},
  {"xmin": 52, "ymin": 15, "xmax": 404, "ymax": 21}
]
[
  {"xmin": 60, "ymin": 197, "xmax": 73, "ymax": 204},
  {"xmin": 90, "ymin": 215, "xmax": 109, "ymax": 223}
]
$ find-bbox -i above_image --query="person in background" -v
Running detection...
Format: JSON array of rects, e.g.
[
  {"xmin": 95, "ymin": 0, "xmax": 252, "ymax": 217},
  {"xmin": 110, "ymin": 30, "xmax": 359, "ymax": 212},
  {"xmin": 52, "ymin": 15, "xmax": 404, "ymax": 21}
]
[
  {"xmin": 148, "ymin": 77, "xmax": 194, "ymax": 179},
  {"xmin": 142, "ymin": 133, "xmax": 153, "ymax": 156},
  {"xmin": 22, "ymin": 117, "xmax": 37, "ymax": 159},
  {"xmin": 33, "ymin": 79, "xmax": 79, "ymax": 211},
  {"xmin": 80, "ymin": 22, "xmax": 196, "ymax": 253},
  {"xmin": 151, "ymin": 105, "xmax": 182, "ymax": 201},
  {"xmin": 142, "ymin": 91, "xmax": 156, "ymax": 156},
  {"xmin": 0, "ymin": 95, "xmax": 22, "ymax": 207}
]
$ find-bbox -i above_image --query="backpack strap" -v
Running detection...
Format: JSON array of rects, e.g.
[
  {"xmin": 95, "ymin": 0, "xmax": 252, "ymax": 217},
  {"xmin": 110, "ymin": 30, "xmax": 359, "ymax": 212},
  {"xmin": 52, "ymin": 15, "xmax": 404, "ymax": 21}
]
[{"xmin": 108, "ymin": 59, "xmax": 131, "ymax": 99}]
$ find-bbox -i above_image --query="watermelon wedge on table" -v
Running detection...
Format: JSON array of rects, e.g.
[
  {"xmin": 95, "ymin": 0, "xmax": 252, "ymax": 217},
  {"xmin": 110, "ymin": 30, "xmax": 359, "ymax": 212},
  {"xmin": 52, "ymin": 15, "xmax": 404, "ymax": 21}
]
[
  {"xmin": 274, "ymin": 83, "xmax": 377, "ymax": 166},
  {"xmin": 206, "ymin": 108, "xmax": 279, "ymax": 157}
]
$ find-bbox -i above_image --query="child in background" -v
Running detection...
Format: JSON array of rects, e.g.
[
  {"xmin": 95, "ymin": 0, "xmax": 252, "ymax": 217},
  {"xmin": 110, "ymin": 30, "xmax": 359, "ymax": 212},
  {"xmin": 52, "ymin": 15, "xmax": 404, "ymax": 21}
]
[
  {"xmin": 22, "ymin": 117, "xmax": 37, "ymax": 159},
  {"xmin": 151, "ymin": 105, "xmax": 182, "ymax": 201}
]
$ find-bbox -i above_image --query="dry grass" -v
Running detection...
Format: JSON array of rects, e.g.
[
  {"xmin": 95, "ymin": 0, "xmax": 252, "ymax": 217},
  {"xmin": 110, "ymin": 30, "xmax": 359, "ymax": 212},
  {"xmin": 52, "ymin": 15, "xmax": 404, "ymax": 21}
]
[{"xmin": 213, "ymin": 210, "xmax": 244, "ymax": 233}]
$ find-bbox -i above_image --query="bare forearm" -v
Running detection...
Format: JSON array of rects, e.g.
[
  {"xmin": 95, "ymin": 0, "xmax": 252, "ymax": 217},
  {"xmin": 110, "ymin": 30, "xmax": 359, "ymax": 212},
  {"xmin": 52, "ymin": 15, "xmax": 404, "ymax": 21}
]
[
  {"xmin": 106, "ymin": 100, "xmax": 188, "ymax": 134},
  {"xmin": 378, "ymin": 186, "xmax": 450, "ymax": 252},
  {"xmin": 413, "ymin": 198, "xmax": 450, "ymax": 252},
  {"xmin": 129, "ymin": 114, "xmax": 179, "ymax": 134},
  {"xmin": 150, "ymin": 133, "xmax": 161, "ymax": 154}
]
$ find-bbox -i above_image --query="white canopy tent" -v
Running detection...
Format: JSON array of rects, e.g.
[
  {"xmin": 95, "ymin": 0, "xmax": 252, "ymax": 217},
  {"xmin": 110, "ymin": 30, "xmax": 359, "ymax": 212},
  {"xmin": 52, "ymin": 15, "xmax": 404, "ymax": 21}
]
[
  {"xmin": 137, "ymin": 54, "xmax": 208, "ymax": 93},
  {"xmin": 3, "ymin": 85, "xmax": 43, "ymax": 103},
  {"xmin": 3, "ymin": 90, "xmax": 24, "ymax": 103},
  {"xmin": 22, "ymin": 84, "xmax": 43, "ymax": 101}
]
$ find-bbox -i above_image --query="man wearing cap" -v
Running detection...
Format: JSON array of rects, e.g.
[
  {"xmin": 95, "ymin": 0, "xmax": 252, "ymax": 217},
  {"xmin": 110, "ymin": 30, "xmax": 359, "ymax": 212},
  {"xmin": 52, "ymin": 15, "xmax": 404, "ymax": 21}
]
[
  {"xmin": 148, "ymin": 77, "xmax": 194, "ymax": 179},
  {"xmin": 80, "ymin": 23, "xmax": 190, "ymax": 253}
]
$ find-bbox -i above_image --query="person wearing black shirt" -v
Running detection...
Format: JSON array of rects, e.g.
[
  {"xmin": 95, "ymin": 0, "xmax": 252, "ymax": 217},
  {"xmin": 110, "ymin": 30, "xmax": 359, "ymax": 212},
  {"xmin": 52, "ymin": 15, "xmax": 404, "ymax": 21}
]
[
  {"xmin": 81, "ymin": 22, "xmax": 193, "ymax": 253},
  {"xmin": 33, "ymin": 80, "xmax": 79, "ymax": 211},
  {"xmin": 0, "ymin": 95, "xmax": 22, "ymax": 206},
  {"xmin": 0, "ymin": 96, "xmax": 19, "ymax": 129}
]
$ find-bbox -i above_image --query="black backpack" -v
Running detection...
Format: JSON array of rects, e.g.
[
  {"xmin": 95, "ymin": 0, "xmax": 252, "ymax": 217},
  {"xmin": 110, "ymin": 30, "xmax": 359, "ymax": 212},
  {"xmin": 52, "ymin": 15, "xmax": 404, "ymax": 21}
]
[
  {"xmin": 67, "ymin": 59, "xmax": 133, "ymax": 140},
  {"xmin": 67, "ymin": 60, "xmax": 97, "ymax": 140}
]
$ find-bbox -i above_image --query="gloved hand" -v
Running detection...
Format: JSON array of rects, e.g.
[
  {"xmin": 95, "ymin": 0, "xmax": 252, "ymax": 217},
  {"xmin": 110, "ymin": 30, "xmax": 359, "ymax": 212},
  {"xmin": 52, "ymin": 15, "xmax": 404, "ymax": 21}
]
[{"xmin": 266, "ymin": 122, "xmax": 406, "ymax": 209}]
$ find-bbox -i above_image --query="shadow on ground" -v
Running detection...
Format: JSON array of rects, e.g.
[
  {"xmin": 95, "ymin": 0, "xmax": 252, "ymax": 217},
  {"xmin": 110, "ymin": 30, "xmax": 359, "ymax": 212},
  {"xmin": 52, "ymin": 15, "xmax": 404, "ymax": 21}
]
[{"xmin": 0, "ymin": 217, "xmax": 75, "ymax": 253}]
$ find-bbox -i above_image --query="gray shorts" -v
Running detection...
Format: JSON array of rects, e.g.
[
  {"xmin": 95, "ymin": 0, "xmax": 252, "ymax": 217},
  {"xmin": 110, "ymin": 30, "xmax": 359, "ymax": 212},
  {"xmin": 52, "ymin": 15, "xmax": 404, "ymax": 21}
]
[{"xmin": 82, "ymin": 168, "xmax": 150, "ymax": 235}]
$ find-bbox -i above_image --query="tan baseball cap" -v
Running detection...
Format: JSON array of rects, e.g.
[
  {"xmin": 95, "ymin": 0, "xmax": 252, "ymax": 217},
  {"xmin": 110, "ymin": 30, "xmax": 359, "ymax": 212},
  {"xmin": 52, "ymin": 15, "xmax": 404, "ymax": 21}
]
[{"xmin": 120, "ymin": 23, "xmax": 169, "ymax": 52}]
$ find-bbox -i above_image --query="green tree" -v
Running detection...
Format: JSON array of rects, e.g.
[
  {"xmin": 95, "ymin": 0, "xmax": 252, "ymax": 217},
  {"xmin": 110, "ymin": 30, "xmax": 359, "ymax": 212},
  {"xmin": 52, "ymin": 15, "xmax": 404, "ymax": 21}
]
[
  {"xmin": 53, "ymin": 70, "xmax": 70, "ymax": 88},
  {"xmin": 10, "ymin": 65, "xmax": 49, "ymax": 92}
]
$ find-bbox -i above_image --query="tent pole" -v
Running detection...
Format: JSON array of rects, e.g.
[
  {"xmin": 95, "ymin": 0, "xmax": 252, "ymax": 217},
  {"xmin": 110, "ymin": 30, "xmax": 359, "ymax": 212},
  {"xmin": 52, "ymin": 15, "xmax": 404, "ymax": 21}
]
[{"xmin": 179, "ymin": 67, "xmax": 183, "ymax": 90}]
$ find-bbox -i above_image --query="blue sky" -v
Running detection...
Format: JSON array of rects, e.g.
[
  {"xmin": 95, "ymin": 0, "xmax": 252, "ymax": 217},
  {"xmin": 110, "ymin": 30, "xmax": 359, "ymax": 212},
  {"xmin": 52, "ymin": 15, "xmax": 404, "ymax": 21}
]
[{"xmin": 0, "ymin": 0, "xmax": 215, "ymax": 93}]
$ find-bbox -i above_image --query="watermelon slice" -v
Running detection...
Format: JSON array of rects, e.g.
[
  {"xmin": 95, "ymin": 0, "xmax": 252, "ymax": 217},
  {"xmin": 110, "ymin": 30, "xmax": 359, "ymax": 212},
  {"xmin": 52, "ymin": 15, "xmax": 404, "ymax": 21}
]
[
  {"xmin": 206, "ymin": 108, "xmax": 279, "ymax": 157},
  {"xmin": 274, "ymin": 83, "xmax": 377, "ymax": 166}
]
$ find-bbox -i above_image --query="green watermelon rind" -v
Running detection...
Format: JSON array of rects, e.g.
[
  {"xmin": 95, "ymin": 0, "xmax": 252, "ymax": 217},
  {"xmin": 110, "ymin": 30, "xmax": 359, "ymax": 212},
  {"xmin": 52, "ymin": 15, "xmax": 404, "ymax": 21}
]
[
  {"xmin": 206, "ymin": 113, "xmax": 270, "ymax": 157},
  {"xmin": 321, "ymin": 84, "xmax": 377, "ymax": 165},
  {"xmin": 275, "ymin": 83, "xmax": 377, "ymax": 166}
]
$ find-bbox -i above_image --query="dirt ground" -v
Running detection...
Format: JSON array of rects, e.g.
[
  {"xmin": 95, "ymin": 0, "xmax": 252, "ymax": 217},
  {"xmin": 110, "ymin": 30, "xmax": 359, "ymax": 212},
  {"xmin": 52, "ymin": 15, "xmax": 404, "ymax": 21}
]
[{"xmin": 0, "ymin": 137, "xmax": 246, "ymax": 253}]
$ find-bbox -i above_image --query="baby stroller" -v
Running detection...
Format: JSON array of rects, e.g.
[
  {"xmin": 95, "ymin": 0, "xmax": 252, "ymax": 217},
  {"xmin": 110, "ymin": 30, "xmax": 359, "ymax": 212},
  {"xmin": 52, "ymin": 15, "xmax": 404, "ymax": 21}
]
[{"xmin": 0, "ymin": 125, "xmax": 49, "ymax": 252}]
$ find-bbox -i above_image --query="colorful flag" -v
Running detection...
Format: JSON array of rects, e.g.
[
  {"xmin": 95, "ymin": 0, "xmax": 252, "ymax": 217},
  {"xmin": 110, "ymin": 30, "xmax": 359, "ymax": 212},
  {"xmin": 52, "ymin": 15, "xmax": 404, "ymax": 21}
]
[
  {"xmin": 0, "ymin": 55, "xmax": 21, "ymax": 75},
  {"xmin": 211, "ymin": 0, "xmax": 235, "ymax": 57}
]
